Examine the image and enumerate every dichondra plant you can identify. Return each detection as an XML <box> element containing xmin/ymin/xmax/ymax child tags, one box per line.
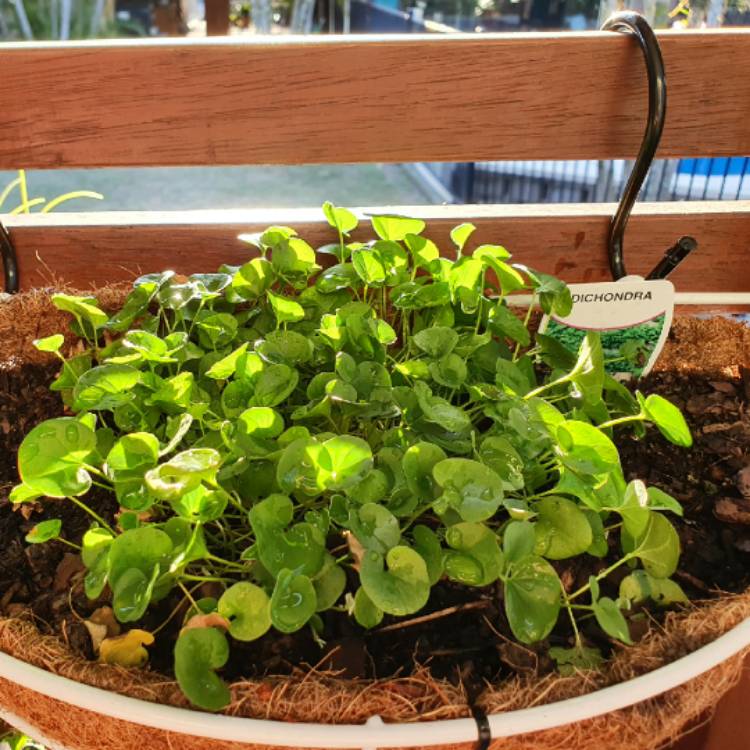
<box><xmin>13</xmin><ymin>203</ymin><xmax>693</xmax><ymax>710</ymax></box>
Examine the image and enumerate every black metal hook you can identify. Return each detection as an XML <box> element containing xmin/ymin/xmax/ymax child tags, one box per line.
<box><xmin>1</xmin><ymin>219</ymin><xmax>19</xmax><ymax>294</ymax></box>
<box><xmin>601</xmin><ymin>11</ymin><xmax>696</xmax><ymax>280</ymax></box>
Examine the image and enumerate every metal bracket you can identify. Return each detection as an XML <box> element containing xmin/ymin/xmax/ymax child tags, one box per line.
<box><xmin>601</xmin><ymin>11</ymin><xmax>697</xmax><ymax>280</ymax></box>
<box><xmin>1</xmin><ymin>219</ymin><xmax>19</xmax><ymax>294</ymax></box>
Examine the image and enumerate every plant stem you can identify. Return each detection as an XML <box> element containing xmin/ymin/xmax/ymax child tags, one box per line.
<box><xmin>564</xmin><ymin>600</ymin><xmax>583</xmax><ymax>648</ymax></box>
<box><xmin>58</xmin><ymin>537</ymin><xmax>82</xmax><ymax>551</ymax></box>
<box><xmin>67</xmin><ymin>495</ymin><xmax>115</xmax><ymax>534</ymax></box>
<box><xmin>177</xmin><ymin>581</ymin><xmax>200</xmax><ymax>611</ymax></box>
<box><xmin>207</xmin><ymin>553</ymin><xmax>248</xmax><ymax>572</ymax></box>
<box><xmin>597</xmin><ymin>413</ymin><xmax>645</xmax><ymax>430</ymax></box>
<box><xmin>182</xmin><ymin>573</ymin><xmax>233</xmax><ymax>584</ymax></box>
<box><xmin>152</xmin><ymin>584</ymin><xmax>202</xmax><ymax>635</ymax></box>
<box><xmin>523</xmin><ymin>373</ymin><xmax>571</xmax><ymax>401</ymax></box>
<box><xmin>513</xmin><ymin>294</ymin><xmax>536</xmax><ymax>361</ymax></box>
<box><xmin>568</xmin><ymin>553</ymin><xmax>634</xmax><ymax>602</ymax></box>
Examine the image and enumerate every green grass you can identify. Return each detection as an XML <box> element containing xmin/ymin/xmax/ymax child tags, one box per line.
<box><xmin>0</xmin><ymin>165</ymin><xmax>432</xmax><ymax>212</ymax></box>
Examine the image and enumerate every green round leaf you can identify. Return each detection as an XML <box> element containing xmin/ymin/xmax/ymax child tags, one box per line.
<box><xmin>174</xmin><ymin>627</ymin><xmax>231</xmax><ymax>711</ymax></box>
<box><xmin>593</xmin><ymin>597</ymin><xmax>632</xmax><ymax>644</ymax></box>
<box><xmin>218</xmin><ymin>582</ymin><xmax>272</xmax><ymax>641</ymax></box>
<box><xmin>352</xmin><ymin>587</ymin><xmax>383</xmax><ymax>629</ymax></box>
<box><xmin>145</xmin><ymin>448</ymin><xmax>221</xmax><ymax>501</ymax></box>
<box><xmin>413</xmin><ymin>326</ymin><xmax>459</xmax><ymax>358</ymax></box>
<box><xmin>352</xmin><ymin>249</ymin><xmax>387</xmax><ymax>286</ymax></box>
<box><xmin>108</xmin><ymin>526</ymin><xmax>174</xmax><ymax>621</ymax></box>
<box><xmin>429</xmin><ymin>353</ymin><xmax>467</xmax><ymax>388</ymax></box>
<box><xmin>313</xmin><ymin>556</ymin><xmax>347</xmax><ymax>611</ymax></box>
<box><xmin>33</xmin><ymin>334</ymin><xmax>64</xmax><ymax>353</ymax></box>
<box><xmin>348</xmin><ymin>502</ymin><xmax>401</xmax><ymax>554</ymax></box>
<box><xmin>569</xmin><ymin>332</ymin><xmax>604</xmax><ymax>407</ymax></box>
<box><xmin>18</xmin><ymin>417</ymin><xmax>96</xmax><ymax>497</ymax></box>
<box><xmin>411</xmin><ymin>525</ymin><xmax>444</xmax><ymax>585</ymax></box>
<box><xmin>195</xmin><ymin>312</ymin><xmax>238</xmax><ymax>349</ymax></box>
<box><xmin>205</xmin><ymin>343</ymin><xmax>249</xmax><ymax>380</ymax></box>
<box><xmin>260</xmin><ymin>331</ymin><xmax>314</xmax><ymax>366</ymax></box>
<box><xmin>107</xmin><ymin>432</ymin><xmax>159</xmax><ymax>473</ymax></box>
<box><xmin>360</xmin><ymin>546</ymin><xmax>430</xmax><ymax>616</ymax></box>
<box><xmin>403</xmin><ymin>442</ymin><xmax>445</xmax><ymax>499</ymax></box>
<box><xmin>345</xmin><ymin>469</ymin><xmax>390</xmax><ymax>505</ymax></box>
<box><xmin>122</xmin><ymin>330</ymin><xmax>175</xmax><ymax>363</ymax></box>
<box><xmin>72</xmin><ymin>364</ymin><xmax>141</xmax><ymax>412</ymax></box>
<box><xmin>232</xmin><ymin>257</ymin><xmax>275</xmax><ymax>301</ymax></box>
<box><xmin>317</xmin><ymin>435</ymin><xmax>374</xmax><ymax>492</ymax></box>
<box><xmin>504</xmin><ymin>556</ymin><xmax>561</xmax><ymax>644</ymax></box>
<box><xmin>444</xmin><ymin>521</ymin><xmax>502</xmax><ymax>586</ymax></box>
<box><xmin>414</xmin><ymin>382</ymin><xmax>471</xmax><ymax>433</ymax></box>
<box><xmin>270</xmin><ymin>569</ymin><xmax>317</xmax><ymax>633</ymax></box>
<box><xmin>51</xmin><ymin>293</ymin><xmax>108</xmax><ymax>334</ymax></box>
<box><xmin>433</xmin><ymin>458</ymin><xmax>504</xmax><ymax>522</ymax></box>
<box><xmin>503</xmin><ymin>521</ymin><xmax>536</xmax><ymax>564</ymax></box>
<box><xmin>533</xmin><ymin>496</ymin><xmax>593</xmax><ymax>560</ymax></box>
<box><xmin>249</xmin><ymin>494</ymin><xmax>326</xmax><ymax>577</ymax></box>
<box><xmin>646</xmin><ymin>486</ymin><xmax>683</xmax><ymax>517</ymax></box>
<box><xmin>323</xmin><ymin>202</ymin><xmax>358</xmax><ymax>234</ymax></box>
<box><xmin>556</xmin><ymin>420</ymin><xmax>620</xmax><ymax>477</ymax></box>
<box><xmin>403</xmin><ymin>234</ymin><xmax>439</xmax><ymax>269</ymax></box>
<box><xmin>112</xmin><ymin>565</ymin><xmax>159</xmax><ymax>623</ymax></box>
<box><xmin>251</xmin><ymin>364</ymin><xmax>299</xmax><ymax>408</ymax></box>
<box><xmin>170</xmin><ymin>485</ymin><xmax>229</xmax><ymax>522</ymax></box>
<box><xmin>450</xmin><ymin>222</ymin><xmax>476</xmax><ymax>253</ymax></box>
<box><xmin>237</xmin><ymin>407</ymin><xmax>284</xmax><ymax>442</ymax></box>
<box><xmin>619</xmin><ymin>570</ymin><xmax>688</xmax><ymax>607</ymax></box>
<box><xmin>25</xmin><ymin>518</ymin><xmax>62</xmax><ymax>544</ymax></box>
<box><xmin>271</xmin><ymin>237</ymin><xmax>317</xmax><ymax>277</ymax></box>
<box><xmin>642</xmin><ymin>394</ymin><xmax>692</xmax><ymax>447</ymax></box>
<box><xmin>478</xmin><ymin>437</ymin><xmax>525</xmax><ymax>491</ymax></box>
<box><xmin>267</xmin><ymin>290</ymin><xmax>305</xmax><ymax>324</ymax></box>
<box><xmin>370</xmin><ymin>214</ymin><xmax>425</xmax><ymax>242</ymax></box>
<box><xmin>633</xmin><ymin>512</ymin><xmax>681</xmax><ymax>579</ymax></box>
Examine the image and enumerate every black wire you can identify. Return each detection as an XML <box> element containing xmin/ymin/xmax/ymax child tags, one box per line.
<box><xmin>0</xmin><ymin>220</ymin><xmax>19</xmax><ymax>294</ymax></box>
<box><xmin>471</xmin><ymin>705</ymin><xmax>492</xmax><ymax>750</ymax></box>
<box><xmin>600</xmin><ymin>12</ymin><xmax>666</xmax><ymax>279</ymax></box>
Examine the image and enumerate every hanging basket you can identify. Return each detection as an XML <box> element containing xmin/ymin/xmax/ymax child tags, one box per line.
<box><xmin>1</xmin><ymin>288</ymin><xmax>749</xmax><ymax>750</ymax></box>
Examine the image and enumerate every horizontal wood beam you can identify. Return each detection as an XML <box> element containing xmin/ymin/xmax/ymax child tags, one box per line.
<box><xmin>4</xmin><ymin>202</ymin><xmax>749</xmax><ymax>294</ymax></box>
<box><xmin>0</xmin><ymin>31</ymin><xmax>749</xmax><ymax>168</ymax></box>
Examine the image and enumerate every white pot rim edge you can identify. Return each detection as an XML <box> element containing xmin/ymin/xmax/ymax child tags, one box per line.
<box><xmin>1</xmin><ymin>616</ymin><xmax>749</xmax><ymax>749</ymax></box>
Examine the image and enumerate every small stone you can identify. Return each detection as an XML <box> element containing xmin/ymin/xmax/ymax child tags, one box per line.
<box><xmin>736</xmin><ymin>466</ymin><xmax>750</xmax><ymax>500</ymax></box>
<box><xmin>714</xmin><ymin>497</ymin><xmax>750</xmax><ymax>525</ymax></box>
<box><xmin>710</xmin><ymin>381</ymin><xmax>737</xmax><ymax>395</ymax></box>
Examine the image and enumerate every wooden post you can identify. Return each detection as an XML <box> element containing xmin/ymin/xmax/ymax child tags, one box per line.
<box><xmin>205</xmin><ymin>0</ymin><xmax>230</xmax><ymax>35</ymax></box>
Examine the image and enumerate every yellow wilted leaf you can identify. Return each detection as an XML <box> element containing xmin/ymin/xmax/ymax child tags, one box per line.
<box><xmin>99</xmin><ymin>629</ymin><xmax>155</xmax><ymax>668</ymax></box>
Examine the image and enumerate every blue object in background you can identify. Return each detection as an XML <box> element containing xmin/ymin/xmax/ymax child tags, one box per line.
<box><xmin>677</xmin><ymin>157</ymin><xmax>750</xmax><ymax>177</ymax></box>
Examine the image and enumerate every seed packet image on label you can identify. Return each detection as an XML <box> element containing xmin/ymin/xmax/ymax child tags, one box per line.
<box><xmin>539</xmin><ymin>278</ymin><xmax>675</xmax><ymax>379</ymax></box>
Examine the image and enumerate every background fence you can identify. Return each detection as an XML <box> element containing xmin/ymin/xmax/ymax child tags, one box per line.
<box><xmin>424</xmin><ymin>157</ymin><xmax>750</xmax><ymax>204</ymax></box>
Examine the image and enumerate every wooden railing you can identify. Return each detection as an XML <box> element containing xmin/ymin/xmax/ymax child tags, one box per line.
<box><xmin>1</xmin><ymin>30</ymin><xmax>749</xmax><ymax>295</ymax></box>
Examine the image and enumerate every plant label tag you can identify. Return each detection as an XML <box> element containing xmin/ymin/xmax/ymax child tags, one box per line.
<box><xmin>538</xmin><ymin>277</ymin><xmax>674</xmax><ymax>379</ymax></box>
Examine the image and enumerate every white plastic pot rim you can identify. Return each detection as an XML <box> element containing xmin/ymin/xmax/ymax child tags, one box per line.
<box><xmin>1</xmin><ymin>617</ymin><xmax>749</xmax><ymax>749</ymax></box>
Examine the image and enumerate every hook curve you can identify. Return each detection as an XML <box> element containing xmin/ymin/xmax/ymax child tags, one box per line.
<box><xmin>601</xmin><ymin>11</ymin><xmax>667</xmax><ymax>280</ymax></box>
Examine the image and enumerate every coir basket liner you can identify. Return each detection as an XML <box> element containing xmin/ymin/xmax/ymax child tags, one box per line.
<box><xmin>1</xmin><ymin>289</ymin><xmax>749</xmax><ymax>750</ymax></box>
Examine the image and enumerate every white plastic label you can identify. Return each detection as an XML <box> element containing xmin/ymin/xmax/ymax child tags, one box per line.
<box><xmin>538</xmin><ymin>277</ymin><xmax>674</xmax><ymax>379</ymax></box>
